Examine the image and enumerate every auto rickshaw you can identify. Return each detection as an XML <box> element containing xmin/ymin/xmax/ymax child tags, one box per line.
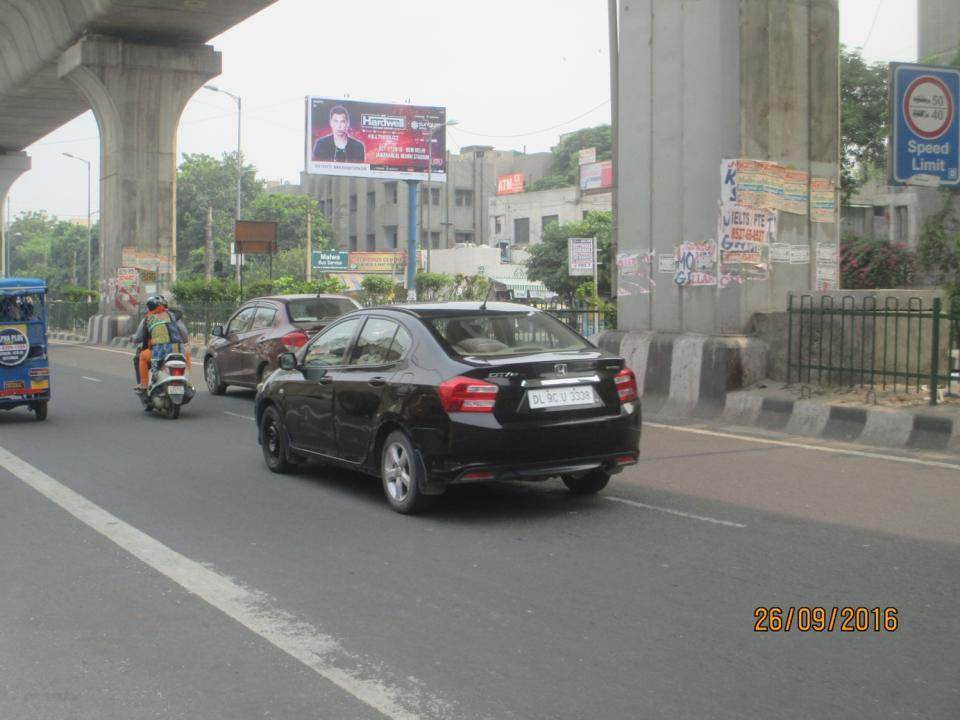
<box><xmin>0</xmin><ymin>278</ymin><xmax>50</xmax><ymax>421</ymax></box>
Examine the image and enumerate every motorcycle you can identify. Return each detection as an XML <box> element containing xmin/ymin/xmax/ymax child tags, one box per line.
<box><xmin>137</xmin><ymin>352</ymin><xmax>195</xmax><ymax>419</ymax></box>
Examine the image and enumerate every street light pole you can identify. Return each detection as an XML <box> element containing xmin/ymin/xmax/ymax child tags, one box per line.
<box><xmin>204</xmin><ymin>85</ymin><xmax>243</xmax><ymax>287</ymax></box>
<box><xmin>63</xmin><ymin>153</ymin><xmax>92</xmax><ymax>289</ymax></box>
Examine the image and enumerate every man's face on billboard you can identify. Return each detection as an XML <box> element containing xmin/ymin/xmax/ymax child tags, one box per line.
<box><xmin>330</xmin><ymin>112</ymin><xmax>348</xmax><ymax>138</ymax></box>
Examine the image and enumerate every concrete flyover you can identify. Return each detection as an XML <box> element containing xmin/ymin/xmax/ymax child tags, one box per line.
<box><xmin>0</xmin><ymin>0</ymin><xmax>278</xmax><ymax>322</ymax></box>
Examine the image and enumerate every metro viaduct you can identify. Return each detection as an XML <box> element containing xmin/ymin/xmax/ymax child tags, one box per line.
<box><xmin>0</xmin><ymin>0</ymin><xmax>278</xmax><ymax>312</ymax></box>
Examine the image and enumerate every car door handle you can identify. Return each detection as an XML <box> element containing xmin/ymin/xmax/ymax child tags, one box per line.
<box><xmin>368</xmin><ymin>376</ymin><xmax>387</xmax><ymax>387</ymax></box>
<box><xmin>318</xmin><ymin>376</ymin><xmax>333</xmax><ymax>385</ymax></box>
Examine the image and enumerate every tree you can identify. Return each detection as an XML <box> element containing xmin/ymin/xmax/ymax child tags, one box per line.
<box><xmin>240</xmin><ymin>193</ymin><xmax>333</xmax><ymax>285</ymax></box>
<box><xmin>7</xmin><ymin>211</ymin><xmax>100</xmax><ymax>296</ymax></box>
<box><xmin>840</xmin><ymin>46</ymin><xmax>888</xmax><ymax>204</ymax></box>
<box><xmin>176</xmin><ymin>152</ymin><xmax>263</xmax><ymax>279</ymax></box>
<box><xmin>525</xmin><ymin>211</ymin><xmax>612</xmax><ymax>300</ymax></box>
<box><xmin>529</xmin><ymin>125</ymin><xmax>612</xmax><ymax>191</ymax></box>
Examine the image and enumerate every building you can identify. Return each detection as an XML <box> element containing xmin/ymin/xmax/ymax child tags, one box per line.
<box><xmin>488</xmin><ymin>186</ymin><xmax>611</xmax><ymax>254</ymax></box>
<box><xmin>300</xmin><ymin>147</ymin><xmax>553</xmax><ymax>255</ymax></box>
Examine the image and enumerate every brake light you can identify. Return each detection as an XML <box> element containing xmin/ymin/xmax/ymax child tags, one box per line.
<box><xmin>169</xmin><ymin>367</ymin><xmax>185</xmax><ymax>377</ymax></box>
<box><xmin>437</xmin><ymin>376</ymin><xmax>499</xmax><ymax>413</ymax></box>
<box><xmin>463</xmin><ymin>470</ymin><xmax>495</xmax><ymax>481</ymax></box>
<box><xmin>614</xmin><ymin>368</ymin><xmax>638</xmax><ymax>403</ymax></box>
<box><xmin>281</xmin><ymin>330</ymin><xmax>308</xmax><ymax>351</ymax></box>
<box><xmin>616</xmin><ymin>455</ymin><xmax>637</xmax><ymax>466</ymax></box>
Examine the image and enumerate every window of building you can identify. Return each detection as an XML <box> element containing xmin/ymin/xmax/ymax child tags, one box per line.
<box><xmin>495</xmin><ymin>216</ymin><xmax>503</xmax><ymax>235</ymax></box>
<box><xmin>385</xmin><ymin>182</ymin><xmax>398</xmax><ymax>204</ymax></box>
<box><xmin>367</xmin><ymin>191</ymin><xmax>376</xmax><ymax>207</ymax></box>
<box><xmin>349</xmin><ymin>194</ymin><xmax>358</xmax><ymax>212</ymax></box>
<box><xmin>385</xmin><ymin>225</ymin><xmax>399</xmax><ymax>249</ymax></box>
<box><xmin>455</xmin><ymin>232</ymin><xmax>475</xmax><ymax>245</ymax></box>
<box><xmin>513</xmin><ymin>217</ymin><xmax>530</xmax><ymax>245</ymax></box>
<box><xmin>430</xmin><ymin>187</ymin><xmax>440</xmax><ymax>206</ymax></box>
<box><xmin>430</xmin><ymin>232</ymin><xmax>441</xmax><ymax>249</ymax></box>
<box><xmin>541</xmin><ymin>215</ymin><xmax>559</xmax><ymax>233</ymax></box>
<box><xmin>349</xmin><ymin>235</ymin><xmax>358</xmax><ymax>252</ymax></box>
<box><xmin>873</xmin><ymin>205</ymin><xmax>885</xmax><ymax>217</ymax></box>
<box><xmin>455</xmin><ymin>189</ymin><xmax>474</xmax><ymax>207</ymax></box>
<box><xmin>366</xmin><ymin>233</ymin><xmax>376</xmax><ymax>251</ymax></box>
<box><xmin>325</xmin><ymin>199</ymin><xmax>333</xmax><ymax>218</ymax></box>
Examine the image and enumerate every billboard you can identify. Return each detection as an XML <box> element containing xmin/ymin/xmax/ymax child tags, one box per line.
<box><xmin>497</xmin><ymin>173</ymin><xmax>524</xmax><ymax>195</ymax></box>
<box><xmin>580</xmin><ymin>160</ymin><xmax>613</xmax><ymax>192</ymax></box>
<box><xmin>306</xmin><ymin>97</ymin><xmax>447</xmax><ymax>181</ymax></box>
<box><xmin>568</xmin><ymin>237</ymin><xmax>595</xmax><ymax>277</ymax></box>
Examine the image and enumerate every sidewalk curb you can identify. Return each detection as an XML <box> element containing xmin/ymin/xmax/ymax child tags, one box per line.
<box><xmin>695</xmin><ymin>392</ymin><xmax>958</xmax><ymax>454</ymax></box>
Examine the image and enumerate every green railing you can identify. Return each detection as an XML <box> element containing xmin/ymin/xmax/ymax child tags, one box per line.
<box><xmin>146</xmin><ymin>302</ymin><xmax>239</xmax><ymax>346</ymax></box>
<box><xmin>47</xmin><ymin>301</ymin><xmax>98</xmax><ymax>335</ymax></box>
<box><xmin>521</xmin><ymin>299</ymin><xmax>614</xmax><ymax>337</ymax></box>
<box><xmin>787</xmin><ymin>294</ymin><xmax>955</xmax><ymax>406</ymax></box>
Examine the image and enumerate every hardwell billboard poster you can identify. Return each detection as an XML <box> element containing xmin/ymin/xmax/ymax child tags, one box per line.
<box><xmin>306</xmin><ymin>97</ymin><xmax>447</xmax><ymax>181</ymax></box>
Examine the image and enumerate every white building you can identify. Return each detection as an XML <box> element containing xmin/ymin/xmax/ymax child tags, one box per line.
<box><xmin>488</xmin><ymin>186</ymin><xmax>612</xmax><ymax>254</ymax></box>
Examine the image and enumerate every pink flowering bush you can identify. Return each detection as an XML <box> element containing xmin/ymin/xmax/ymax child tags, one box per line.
<box><xmin>840</xmin><ymin>234</ymin><xmax>915</xmax><ymax>289</ymax></box>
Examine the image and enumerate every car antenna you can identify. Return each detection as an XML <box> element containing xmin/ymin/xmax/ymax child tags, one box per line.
<box><xmin>479</xmin><ymin>280</ymin><xmax>494</xmax><ymax>312</ymax></box>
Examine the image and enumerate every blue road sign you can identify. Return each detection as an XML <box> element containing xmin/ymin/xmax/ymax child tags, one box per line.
<box><xmin>890</xmin><ymin>62</ymin><xmax>960</xmax><ymax>187</ymax></box>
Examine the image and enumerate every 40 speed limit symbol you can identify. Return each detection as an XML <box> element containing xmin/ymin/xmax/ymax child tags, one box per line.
<box><xmin>904</xmin><ymin>75</ymin><xmax>953</xmax><ymax>140</ymax></box>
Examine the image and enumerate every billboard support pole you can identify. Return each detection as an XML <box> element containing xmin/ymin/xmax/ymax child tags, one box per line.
<box><xmin>406</xmin><ymin>180</ymin><xmax>419</xmax><ymax>301</ymax></box>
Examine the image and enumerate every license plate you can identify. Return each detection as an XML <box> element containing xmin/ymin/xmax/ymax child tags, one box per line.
<box><xmin>527</xmin><ymin>385</ymin><xmax>596</xmax><ymax>410</ymax></box>
<box><xmin>167</xmin><ymin>385</ymin><xmax>185</xmax><ymax>395</ymax></box>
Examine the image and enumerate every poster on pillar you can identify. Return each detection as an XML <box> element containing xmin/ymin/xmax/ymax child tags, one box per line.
<box><xmin>717</xmin><ymin>204</ymin><xmax>776</xmax><ymax>264</ymax></box>
<box><xmin>115</xmin><ymin>268</ymin><xmax>139</xmax><ymax>313</ymax></box>
<box><xmin>721</xmin><ymin>159</ymin><xmax>809</xmax><ymax>215</ymax></box>
<box><xmin>674</xmin><ymin>242</ymin><xmax>718</xmax><ymax>287</ymax></box>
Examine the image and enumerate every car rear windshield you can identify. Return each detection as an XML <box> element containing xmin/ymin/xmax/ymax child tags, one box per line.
<box><xmin>286</xmin><ymin>298</ymin><xmax>357</xmax><ymax>323</ymax></box>
<box><xmin>426</xmin><ymin>311</ymin><xmax>591</xmax><ymax>357</ymax></box>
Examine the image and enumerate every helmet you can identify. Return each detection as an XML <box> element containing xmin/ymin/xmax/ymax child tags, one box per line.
<box><xmin>156</xmin><ymin>294</ymin><xmax>168</xmax><ymax>307</ymax></box>
<box><xmin>146</xmin><ymin>296</ymin><xmax>161</xmax><ymax>311</ymax></box>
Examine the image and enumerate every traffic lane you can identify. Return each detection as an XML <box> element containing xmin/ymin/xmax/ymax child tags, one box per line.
<box><xmin>621</xmin><ymin>424</ymin><xmax>960</xmax><ymax>545</ymax></box>
<box><xmin>6</xmin><ymin>348</ymin><xmax>960</xmax><ymax>718</ymax></box>
<box><xmin>0</xmin><ymin>466</ymin><xmax>383</xmax><ymax>720</ymax></box>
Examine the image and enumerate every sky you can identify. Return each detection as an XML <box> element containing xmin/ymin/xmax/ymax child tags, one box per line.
<box><xmin>5</xmin><ymin>0</ymin><xmax>919</xmax><ymax>223</ymax></box>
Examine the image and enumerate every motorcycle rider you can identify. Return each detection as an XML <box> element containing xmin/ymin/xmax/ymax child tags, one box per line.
<box><xmin>132</xmin><ymin>296</ymin><xmax>184</xmax><ymax>392</ymax></box>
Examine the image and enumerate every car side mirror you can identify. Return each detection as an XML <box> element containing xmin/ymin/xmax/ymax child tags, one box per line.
<box><xmin>279</xmin><ymin>352</ymin><xmax>298</xmax><ymax>371</ymax></box>
<box><xmin>304</xmin><ymin>366</ymin><xmax>328</xmax><ymax>382</ymax></box>
<box><xmin>211</xmin><ymin>325</ymin><xmax>224</xmax><ymax>338</ymax></box>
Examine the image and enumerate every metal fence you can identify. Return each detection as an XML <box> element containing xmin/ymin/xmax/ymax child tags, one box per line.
<box><xmin>47</xmin><ymin>301</ymin><xmax>98</xmax><ymax>335</ymax></box>
<box><xmin>520</xmin><ymin>299</ymin><xmax>614</xmax><ymax>337</ymax></box>
<box><xmin>787</xmin><ymin>294</ymin><xmax>957</xmax><ymax>405</ymax></box>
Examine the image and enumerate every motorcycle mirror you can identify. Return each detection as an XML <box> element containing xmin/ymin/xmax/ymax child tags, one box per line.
<box><xmin>279</xmin><ymin>352</ymin><xmax>298</xmax><ymax>371</ymax></box>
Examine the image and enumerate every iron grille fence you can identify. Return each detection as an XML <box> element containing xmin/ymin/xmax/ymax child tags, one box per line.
<box><xmin>786</xmin><ymin>294</ymin><xmax>956</xmax><ymax>405</ymax></box>
<box><xmin>47</xmin><ymin>301</ymin><xmax>98</xmax><ymax>335</ymax></box>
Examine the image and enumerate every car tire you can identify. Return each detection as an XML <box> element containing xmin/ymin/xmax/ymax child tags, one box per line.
<box><xmin>260</xmin><ymin>406</ymin><xmax>297</xmax><ymax>473</ymax></box>
<box><xmin>32</xmin><ymin>401</ymin><xmax>48</xmax><ymax>421</ymax></box>
<box><xmin>561</xmin><ymin>469</ymin><xmax>610</xmax><ymax>495</ymax></box>
<box><xmin>205</xmin><ymin>357</ymin><xmax>226</xmax><ymax>395</ymax></box>
<box><xmin>381</xmin><ymin>430</ymin><xmax>430</xmax><ymax>515</ymax></box>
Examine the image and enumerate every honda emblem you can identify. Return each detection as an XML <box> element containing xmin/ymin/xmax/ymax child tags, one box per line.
<box><xmin>555</xmin><ymin>363</ymin><xmax>567</xmax><ymax>376</ymax></box>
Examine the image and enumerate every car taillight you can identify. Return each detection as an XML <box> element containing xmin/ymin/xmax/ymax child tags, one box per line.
<box><xmin>437</xmin><ymin>376</ymin><xmax>499</xmax><ymax>413</ymax></box>
<box><xmin>614</xmin><ymin>368</ymin><xmax>638</xmax><ymax>404</ymax></box>
<box><xmin>169</xmin><ymin>367</ymin><xmax>185</xmax><ymax>377</ymax></box>
<box><xmin>281</xmin><ymin>330</ymin><xmax>308</xmax><ymax>351</ymax></box>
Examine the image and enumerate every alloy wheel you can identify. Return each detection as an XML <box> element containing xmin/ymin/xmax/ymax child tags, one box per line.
<box><xmin>383</xmin><ymin>442</ymin><xmax>412</xmax><ymax>503</ymax></box>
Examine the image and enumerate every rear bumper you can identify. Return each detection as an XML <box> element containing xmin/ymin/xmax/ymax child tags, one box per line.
<box><xmin>413</xmin><ymin>403</ymin><xmax>641</xmax><ymax>484</ymax></box>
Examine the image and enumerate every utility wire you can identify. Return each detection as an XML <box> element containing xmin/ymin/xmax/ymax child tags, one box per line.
<box><xmin>861</xmin><ymin>0</ymin><xmax>884</xmax><ymax>51</ymax></box>
<box><xmin>453</xmin><ymin>99</ymin><xmax>611</xmax><ymax>139</ymax></box>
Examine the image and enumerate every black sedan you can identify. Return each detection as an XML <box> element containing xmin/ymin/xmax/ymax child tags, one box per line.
<box><xmin>254</xmin><ymin>302</ymin><xmax>641</xmax><ymax>513</ymax></box>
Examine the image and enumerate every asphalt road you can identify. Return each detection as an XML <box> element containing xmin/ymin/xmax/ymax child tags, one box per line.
<box><xmin>1</xmin><ymin>342</ymin><xmax>958</xmax><ymax>720</ymax></box>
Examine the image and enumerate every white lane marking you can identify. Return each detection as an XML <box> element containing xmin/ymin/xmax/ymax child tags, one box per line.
<box><xmin>645</xmin><ymin>422</ymin><xmax>960</xmax><ymax>471</ymax></box>
<box><xmin>50</xmin><ymin>341</ymin><xmax>204</xmax><ymax>367</ymax></box>
<box><xmin>225</xmin><ymin>411</ymin><xmax>255</xmax><ymax>421</ymax></box>
<box><xmin>606</xmin><ymin>495</ymin><xmax>747</xmax><ymax>528</ymax></box>
<box><xmin>0</xmin><ymin>445</ymin><xmax>455</xmax><ymax>720</ymax></box>
<box><xmin>80</xmin><ymin>376</ymin><xmax>102</xmax><ymax>383</ymax></box>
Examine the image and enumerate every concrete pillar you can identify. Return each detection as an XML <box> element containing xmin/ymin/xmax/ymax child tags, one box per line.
<box><xmin>617</xmin><ymin>0</ymin><xmax>839</xmax><ymax>335</ymax></box>
<box><xmin>0</xmin><ymin>152</ymin><xmax>30</xmax><ymax>277</ymax></box>
<box><xmin>919</xmin><ymin>0</ymin><xmax>960</xmax><ymax>65</ymax></box>
<box><xmin>57</xmin><ymin>36</ymin><xmax>221</xmax><ymax>310</ymax></box>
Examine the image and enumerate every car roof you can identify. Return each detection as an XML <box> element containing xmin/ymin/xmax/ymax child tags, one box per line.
<box><xmin>364</xmin><ymin>301</ymin><xmax>546</xmax><ymax>319</ymax></box>
<box><xmin>250</xmin><ymin>294</ymin><xmax>357</xmax><ymax>303</ymax></box>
